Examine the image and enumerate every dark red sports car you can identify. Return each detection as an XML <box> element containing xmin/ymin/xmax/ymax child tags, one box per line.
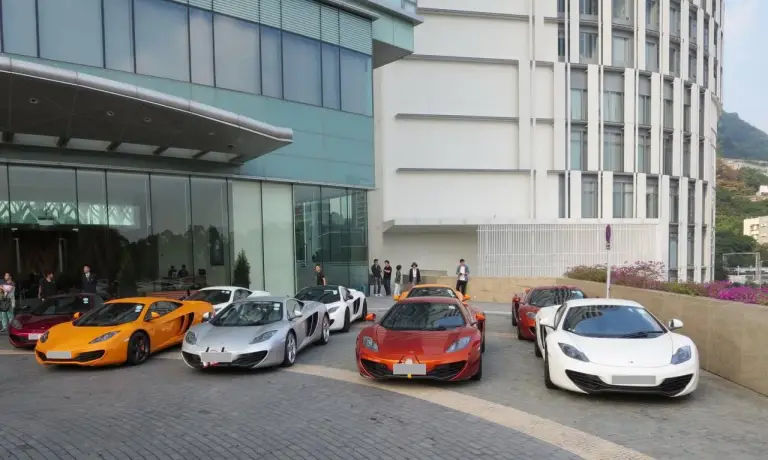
<box><xmin>512</xmin><ymin>286</ymin><xmax>586</xmax><ymax>340</ymax></box>
<box><xmin>8</xmin><ymin>293</ymin><xmax>106</xmax><ymax>348</ymax></box>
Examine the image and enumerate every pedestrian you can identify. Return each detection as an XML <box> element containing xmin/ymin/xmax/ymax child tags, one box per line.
<box><xmin>81</xmin><ymin>264</ymin><xmax>97</xmax><ymax>294</ymax></box>
<box><xmin>408</xmin><ymin>262</ymin><xmax>421</xmax><ymax>289</ymax></box>
<box><xmin>0</xmin><ymin>273</ymin><xmax>15</xmax><ymax>332</ymax></box>
<box><xmin>371</xmin><ymin>259</ymin><xmax>382</xmax><ymax>296</ymax></box>
<box><xmin>315</xmin><ymin>264</ymin><xmax>326</xmax><ymax>286</ymax></box>
<box><xmin>393</xmin><ymin>265</ymin><xmax>403</xmax><ymax>296</ymax></box>
<box><xmin>455</xmin><ymin>258</ymin><xmax>470</xmax><ymax>295</ymax></box>
<box><xmin>39</xmin><ymin>270</ymin><xmax>57</xmax><ymax>301</ymax></box>
<box><xmin>177</xmin><ymin>264</ymin><xmax>189</xmax><ymax>278</ymax></box>
<box><xmin>382</xmin><ymin>260</ymin><xmax>393</xmax><ymax>296</ymax></box>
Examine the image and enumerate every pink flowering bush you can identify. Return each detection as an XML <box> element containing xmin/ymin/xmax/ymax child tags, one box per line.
<box><xmin>564</xmin><ymin>261</ymin><xmax>768</xmax><ymax>305</ymax></box>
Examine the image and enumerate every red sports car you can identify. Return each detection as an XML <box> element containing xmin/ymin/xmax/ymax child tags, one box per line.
<box><xmin>8</xmin><ymin>293</ymin><xmax>106</xmax><ymax>348</ymax></box>
<box><xmin>356</xmin><ymin>296</ymin><xmax>485</xmax><ymax>382</ymax></box>
<box><xmin>512</xmin><ymin>286</ymin><xmax>586</xmax><ymax>340</ymax></box>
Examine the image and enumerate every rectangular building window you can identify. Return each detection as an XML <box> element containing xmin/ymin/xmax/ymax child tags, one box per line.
<box><xmin>612</xmin><ymin>0</ymin><xmax>632</xmax><ymax>22</ymax></box>
<box><xmin>645</xmin><ymin>39</ymin><xmax>659</xmax><ymax>72</ymax></box>
<box><xmin>604</xmin><ymin>131</ymin><xmax>624</xmax><ymax>171</ymax></box>
<box><xmin>214</xmin><ymin>14</ymin><xmax>261</xmax><ymax>94</ymax></box>
<box><xmin>190</xmin><ymin>9</ymin><xmax>215</xmax><ymax>86</ymax></box>
<box><xmin>638</xmin><ymin>77</ymin><xmax>651</xmax><ymax>124</ymax></box>
<box><xmin>613</xmin><ymin>176</ymin><xmax>634</xmax><ymax>218</ymax></box>
<box><xmin>669</xmin><ymin>179</ymin><xmax>679</xmax><ymax>223</ymax></box>
<box><xmin>38</xmin><ymin>0</ymin><xmax>104</xmax><ymax>67</ymax></box>
<box><xmin>702</xmin><ymin>184</ymin><xmax>708</xmax><ymax>223</ymax></box>
<box><xmin>689</xmin><ymin>10</ymin><xmax>697</xmax><ymax>43</ymax></box>
<box><xmin>704</xmin><ymin>17</ymin><xmax>709</xmax><ymax>50</ymax></box>
<box><xmin>321</xmin><ymin>44</ymin><xmax>341</xmax><ymax>110</ymax></box>
<box><xmin>558</xmin><ymin>0</ymin><xmax>567</xmax><ymax>14</ymax></box>
<box><xmin>663</xmin><ymin>134</ymin><xmax>673</xmax><ymax>175</ymax></box>
<box><xmin>571</xmin><ymin>89</ymin><xmax>588</xmax><ymax>121</ymax></box>
<box><xmin>699</xmin><ymin>139</ymin><xmax>706</xmax><ymax>178</ymax></box>
<box><xmin>603</xmin><ymin>73</ymin><xmax>624</xmax><ymax>123</ymax></box>
<box><xmin>689</xmin><ymin>50</ymin><xmax>698</xmax><ymax>81</ymax></box>
<box><xmin>1</xmin><ymin>0</ymin><xmax>38</xmax><ymax>57</ymax></box>
<box><xmin>683</xmin><ymin>86</ymin><xmax>691</xmax><ymax>131</ymax></box>
<box><xmin>579</xmin><ymin>31</ymin><xmax>599</xmax><ymax>61</ymax></box>
<box><xmin>670</xmin><ymin>1</ymin><xmax>681</xmax><ymax>36</ymax></box>
<box><xmin>646</xmin><ymin>0</ymin><xmax>660</xmax><ymax>29</ymax></box>
<box><xmin>582</xmin><ymin>175</ymin><xmax>599</xmax><ymax>218</ymax></box>
<box><xmin>683</xmin><ymin>139</ymin><xmax>691</xmax><ymax>176</ymax></box>
<box><xmin>687</xmin><ymin>181</ymin><xmax>696</xmax><ymax>222</ymax></box>
<box><xmin>558</xmin><ymin>174</ymin><xmax>567</xmax><ymax>218</ymax></box>
<box><xmin>558</xmin><ymin>25</ymin><xmax>566</xmax><ymax>59</ymax></box>
<box><xmin>646</xmin><ymin>176</ymin><xmax>659</xmax><ymax>218</ymax></box>
<box><xmin>637</xmin><ymin>130</ymin><xmax>651</xmax><ymax>173</ymax></box>
<box><xmin>703</xmin><ymin>58</ymin><xmax>709</xmax><ymax>88</ymax></box>
<box><xmin>103</xmin><ymin>0</ymin><xmax>134</xmax><ymax>72</ymax></box>
<box><xmin>612</xmin><ymin>35</ymin><xmax>632</xmax><ymax>67</ymax></box>
<box><xmin>283</xmin><ymin>32</ymin><xmax>322</xmax><ymax>106</ymax></box>
<box><xmin>571</xmin><ymin>128</ymin><xmax>588</xmax><ymax>169</ymax></box>
<box><xmin>669</xmin><ymin>226</ymin><xmax>679</xmax><ymax>279</ymax></box>
<box><xmin>580</xmin><ymin>0</ymin><xmax>599</xmax><ymax>15</ymax></box>
<box><xmin>340</xmin><ymin>48</ymin><xmax>373</xmax><ymax>116</ymax></box>
<box><xmin>261</xmin><ymin>26</ymin><xmax>283</xmax><ymax>98</ymax></box>
<box><xmin>687</xmin><ymin>227</ymin><xmax>695</xmax><ymax>266</ymax></box>
<box><xmin>663</xmin><ymin>81</ymin><xmax>674</xmax><ymax>129</ymax></box>
<box><xmin>669</xmin><ymin>43</ymin><xmax>681</xmax><ymax>75</ymax></box>
<box><xmin>134</xmin><ymin>0</ymin><xmax>190</xmax><ymax>82</ymax></box>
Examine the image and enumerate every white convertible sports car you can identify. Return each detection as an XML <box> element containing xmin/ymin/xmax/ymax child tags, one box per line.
<box><xmin>185</xmin><ymin>286</ymin><xmax>271</xmax><ymax>314</ymax></box>
<box><xmin>535</xmin><ymin>298</ymin><xmax>699</xmax><ymax>398</ymax></box>
<box><xmin>294</xmin><ymin>285</ymin><xmax>367</xmax><ymax>332</ymax></box>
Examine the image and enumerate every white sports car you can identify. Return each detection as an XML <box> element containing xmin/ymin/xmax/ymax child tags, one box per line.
<box><xmin>535</xmin><ymin>298</ymin><xmax>699</xmax><ymax>398</ymax></box>
<box><xmin>185</xmin><ymin>286</ymin><xmax>271</xmax><ymax>314</ymax></box>
<box><xmin>294</xmin><ymin>285</ymin><xmax>367</xmax><ymax>332</ymax></box>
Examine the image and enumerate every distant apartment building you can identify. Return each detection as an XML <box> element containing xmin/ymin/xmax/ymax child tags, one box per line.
<box><xmin>744</xmin><ymin>217</ymin><xmax>768</xmax><ymax>244</ymax></box>
<box><xmin>751</xmin><ymin>186</ymin><xmax>768</xmax><ymax>202</ymax></box>
<box><xmin>722</xmin><ymin>158</ymin><xmax>768</xmax><ymax>174</ymax></box>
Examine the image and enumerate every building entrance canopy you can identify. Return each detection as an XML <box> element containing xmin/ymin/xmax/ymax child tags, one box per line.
<box><xmin>0</xmin><ymin>57</ymin><xmax>293</xmax><ymax>164</ymax></box>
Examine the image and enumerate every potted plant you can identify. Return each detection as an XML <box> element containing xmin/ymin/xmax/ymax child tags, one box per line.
<box><xmin>233</xmin><ymin>250</ymin><xmax>251</xmax><ymax>288</ymax></box>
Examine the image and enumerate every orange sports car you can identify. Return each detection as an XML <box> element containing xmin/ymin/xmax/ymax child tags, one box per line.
<box><xmin>35</xmin><ymin>297</ymin><xmax>214</xmax><ymax>367</ymax></box>
<box><xmin>394</xmin><ymin>284</ymin><xmax>485</xmax><ymax>352</ymax></box>
<box><xmin>357</xmin><ymin>296</ymin><xmax>484</xmax><ymax>381</ymax></box>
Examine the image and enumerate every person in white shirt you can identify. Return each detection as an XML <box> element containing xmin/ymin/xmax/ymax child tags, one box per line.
<box><xmin>455</xmin><ymin>258</ymin><xmax>469</xmax><ymax>295</ymax></box>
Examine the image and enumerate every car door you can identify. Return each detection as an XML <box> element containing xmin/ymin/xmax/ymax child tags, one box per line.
<box><xmin>143</xmin><ymin>301</ymin><xmax>183</xmax><ymax>350</ymax></box>
<box><xmin>286</xmin><ymin>299</ymin><xmax>310</xmax><ymax>348</ymax></box>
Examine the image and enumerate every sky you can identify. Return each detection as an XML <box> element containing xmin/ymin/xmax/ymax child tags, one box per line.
<box><xmin>723</xmin><ymin>0</ymin><xmax>766</xmax><ymax>131</ymax></box>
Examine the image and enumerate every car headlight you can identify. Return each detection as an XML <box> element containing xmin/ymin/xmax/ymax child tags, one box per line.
<box><xmin>671</xmin><ymin>345</ymin><xmax>692</xmax><ymax>365</ymax></box>
<box><xmin>185</xmin><ymin>331</ymin><xmax>197</xmax><ymax>345</ymax></box>
<box><xmin>526</xmin><ymin>312</ymin><xmax>536</xmax><ymax>319</ymax></box>
<box><xmin>446</xmin><ymin>336</ymin><xmax>471</xmax><ymax>353</ymax></box>
<box><xmin>362</xmin><ymin>336</ymin><xmax>379</xmax><ymax>352</ymax></box>
<box><xmin>89</xmin><ymin>331</ymin><xmax>120</xmax><ymax>344</ymax></box>
<box><xmin>250</xmin><ymin>330</ymin><xmax>277</xmax><ymax>344</ymax></box>
<box><xmin>558</xmin><ymin>343</ymin><xmax>589</xmax><ymax>362</ymax></box>
<box><xmin>10</xmin><ymin>319</ymin><xmax>22</xmax><ymax>329</ymax></box>
<box><xmin>328</xmin><ymin>306</ymin><xmax>340</xmax><ymax>314</ymax></box>
<box><xmin>39</xmin><ymin>331</ymin><xmax>49</xmax><ymax>343</ymax></box>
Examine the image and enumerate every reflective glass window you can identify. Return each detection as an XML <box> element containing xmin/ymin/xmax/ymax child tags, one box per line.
<box><xmin>293</xmin><ymin>185</ymin><xmax>322</xmax><ymax>289</ymax></box>
<box><xmin>321</xmin><ymin>187</ymin><xmax>351</xmax><ymax>286</ymax></box>
<box><xmin>8</xmin><ymin>166</ymin><xmax>77</xmax><ymax>225</ymax></box>
<box><xmin>229</xmin><ymin>180</ymin><xmax>265</xmax><ymax>290</ymax></box>
<box><xmin>190</xmin><ymin>8</ymin><xmax>214</xmax><ymax>86</ymax></box>
<box><xmin>103</xmin><ymin>0</ymin><xmax>135</xmax><ymax>72</ymax></box>
<box><xmin>340</xmin><ymin>48</ymin><xmax>372</xmax><ymax>115</ymax></box>
<box><xmin>190</xmin><ymin>178</ymin><xmax>230</xmax><ymax>286</ymax></box>
<box><xmin>76</xmin><ymin>170</ymin><xmax>109</xmax><ymax>290</ymax></box>
<box><xmin>282</xmin><ymin>32</ymin><xmax>322</xmax><ymax>106</ymax></box>
<box><xmin>134</xmin><ymin>0</ymin><xmax>190</xmax><ymax>82</ymax></box>
<box><xmin>151</xmin><ymin>175</ymin><xmax>192</xmax><ymax>288</ymax></box>
<box><xmin>38</xmin><ymin>0</ymin><xmax>104</xmax><ymax>67</ymax></box>
<box><xmin>2</xmin><ymin>0</ymin><xmax>38</xmax><ymax>57</ymax></box>
<box><xmin>262</xmin><ymin>183</ymin><xmax>295</xmax><ymax>296</ymax></box>
<box><xmin>261</xmin><ymin>26</ymin><xmax>283</xmax><ymax>98</ymax></box>
<box><xmin>321</xmin><ymin>44</ymin><xmax>341</xmax><ymax>110</ymax></box>
<box><xmin>214</xmin><ymin>15</ymin><xmax>261</xmax><ymax>94</ymax></box>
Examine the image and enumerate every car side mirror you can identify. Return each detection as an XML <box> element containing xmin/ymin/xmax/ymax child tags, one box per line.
<box><xmin>513</xmin><ymin>295</ymin><xmax>521</xmax><ymax>305</ymax></box>
<box><xmin>293</xmin><ymin>308</ymin><xmax>303</xmax><ymax>318</ymax></box>
<box><xmin>668</xmin><ymin>318</ymin><xmax>684</xmax><ymax>330</ymax></box>
<box><xmin>201</xmin><ymin>312</ymin><xmax>211</xmax><ymax>322</ymax></box>
<box><xmin>149</xmin><ymin>311</ymin><xmax>160</xmax><ymax>320</ymax></box>
<box><xmin>393</xmin><ymin>294</ymin><xmax>400</xmax><ymax>301</ymax></box>
<box><xmin>463</xmin><ymin>295</ymin><xmax>472</xmax><ymax>301</ymax></box>
<box><xmin>365</xmin><ymin>313</ymin><xmax>376</xmax><ymax>321</ymax></box>
<box><xmin>475</xmin><ymin>312</ymin><xmax>485</xmax><ymax>322</ymax></box>
<box><xmin>540</xmin><ymin>316</ymin><xmax>555</xmax><ymax>330</ymax></box>
<box><xmin>73</xmin><ymin>312</ymin><xmax>81</xmax><ymax>319</ymax></box>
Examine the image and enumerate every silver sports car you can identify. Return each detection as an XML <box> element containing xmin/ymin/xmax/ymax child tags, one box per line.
<box><xmin>181</xmin><ymin>296</ymin><xmax>330</xmax><ymax>370</ymax></box>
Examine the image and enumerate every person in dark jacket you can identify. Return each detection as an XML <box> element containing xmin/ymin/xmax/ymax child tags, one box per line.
<box><xmin>81</xmin><ymin>264</ymin><xmax>97</xmax><ymax>294</ymax></box>
<box><xmin>408</xmin><ymin>262</ymin><xmax>421</xmax><ymax>288</ymax></box>
<box><xmin>371</xmin><ymin>259</ymin><xmax>382</xmax><ymax>296</ymax></box>
<box><xmin>382</xmin><ymin>260</ymin><xmax>393</xmax><ymax>296</ymax></box>
<box><xmin>39</xmin><ymin>271</ymin><xmax>57</xmax><ymax>301</ymax></box>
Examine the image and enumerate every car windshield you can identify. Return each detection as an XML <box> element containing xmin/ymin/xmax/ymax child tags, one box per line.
<box><xmin>379</xmin><ymin>302</ymin><xmax>466</xmax><ymax>331</ymax></box>
<box><xmin>211</xmin><ymin>301</ymin><xmax>284</xmax><ymax>327</ymax></box>
<box><xmin>527</xmin><ymin>288</ymin><xmax>585</xmax><ymax>307</ymax></box>
<box><xmin>295</xmin><ymin>287</ymin><xmax>341</xmax><ymax>304</ymax></box>
<box><xmin>28</xmin><ymin>295</ymin><xmax>98</xmax><ymax>316</ymax></box>
<box><xmin>74</xmin><ymin>302</ymin><xmax>145</xmax><ymax>327</ymax></box>
<box><xmin>562</xmin><ymin>305</ymin><xmax>666</xmax><ymax>338</ymax></box>
<box><xmin>186</xmin><ymin>289</ymin><xmax>232</xmax><ymax>304</ymax></box>
<box><xmin>406</xmin><ymin>287</ymin><xmax>457</xmax><ymax>299</ymax></box>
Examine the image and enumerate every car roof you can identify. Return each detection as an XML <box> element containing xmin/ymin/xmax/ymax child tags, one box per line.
<box><xmin>233</xmin><ymin>296</ymin><xmax>287</xmax><ymax>304</ymax></box>
<box><xmin>564</xmin><ymin>298</ymin><xmax>644</xmax><ymax>308</ymax></box>
<box><xmin>199</xmin><ymin>286</ymin><xmax>244</xmax><ymax>291</ymax></box>
<box><xmin>408</xmin><ymin>284</ymin><xmax>457</xmax><ymax>290</ymax></box>
<box><xmin>529</xmin><ymin>285</ymin><xmax>582</xmax><ymax>291</ymax></box>
<box><xmin>107</xmin><ymin>297</ymin><xmax>165</xmax><ymax>304</ymax></box>
<box><xmin>398</xmin><ymin>296</ymin><xmax>463</xmax><ymax>305</ymax></box>
<box><xmin>301</xmin><ymin>285</ymin><xmax>342</xmax><ymax>289</ymax></box>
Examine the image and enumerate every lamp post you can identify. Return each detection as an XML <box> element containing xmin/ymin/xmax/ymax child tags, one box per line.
<box><xmin>605</xmin><ymin>224</ymin><xmax>612</xmax><ymax>298</ymax></box>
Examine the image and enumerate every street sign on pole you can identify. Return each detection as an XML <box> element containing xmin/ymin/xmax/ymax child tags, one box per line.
<box><xmin>605</xmin><ymin>224</ymin><xmax>612</xmax><ymax>298</ymax></box>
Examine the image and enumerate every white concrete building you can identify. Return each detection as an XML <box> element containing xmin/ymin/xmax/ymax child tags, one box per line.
<box><xmin>370</xmin><ymin>0</ymin><xmax>722</xmax><ymax>282</ymax></box>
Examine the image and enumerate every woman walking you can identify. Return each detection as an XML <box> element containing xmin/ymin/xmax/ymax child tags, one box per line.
<box><xmin>0</xmin><ymin>273</ymin><xmax>16</xmax><ymax>332</ymax></box>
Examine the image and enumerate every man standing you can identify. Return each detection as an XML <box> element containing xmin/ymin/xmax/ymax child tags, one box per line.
<box><xmin>456</xmin><ymin>258</ymin><xmax>469</xmax><ymax>295</ymax></box>
<box><xmin>315</xmin><ymin>264</ymin><xmax>326</xmax><ymax>286</ymax></box>
<box><xmin>38</xmin><ymin>271</ymin><xmax>57</xmax><ymax>301</ymax></box>
<box><xmin>81</xmin><ymin>264</ymin><xmax>97</xmax><ymax>294</ymax></box>
<box><xmin>371</xmin><ymin>259</ymin><xmax>382</xmax><ymax>296</ymax></box>
<box><xmin>382</xmin><ymin>260</ymin><xmax>393</xmax><ymax>296</ymax></box>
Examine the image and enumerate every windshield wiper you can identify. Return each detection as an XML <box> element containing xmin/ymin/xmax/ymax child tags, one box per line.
<box><xmin>620</xmin><ymin>331</ymin><xmax>662</xmax><ymax>338</ymax></box>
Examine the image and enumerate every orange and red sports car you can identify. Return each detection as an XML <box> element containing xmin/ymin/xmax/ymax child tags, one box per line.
<box><xmin>513</xmin><ymin>286</ymin><xmax>586</xmax><ymax>340</ymax></box>
<box><xmin>35</xmin><ymin>297</ymin><xmax>214</xmax><ymax>367</ymax></box>
<box><xmin>356</xmin><ymin>296</ymin><xmax>485</xmax><ymax>382</ymax></box>
<box><xmin>394</xmin><ymin>284</ymin><xmax>485</xmax><ymax>351</ymax></box>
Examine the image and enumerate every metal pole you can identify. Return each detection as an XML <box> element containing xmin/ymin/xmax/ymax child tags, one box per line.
<box><xmin>758</xmin><ymin>253</ymin><xmax>762</xmax><ymax>286</ymax></box>
<box><xmin>606</xmin><ymin>244</ymin><xmax>611</xmax><ymax>298</ymax></box>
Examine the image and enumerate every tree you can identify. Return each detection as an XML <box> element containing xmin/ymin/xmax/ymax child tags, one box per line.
<box><xmin>233</xmin><ymin>250</ymin><xmax>251</xmax><ymax>288</ymax></box>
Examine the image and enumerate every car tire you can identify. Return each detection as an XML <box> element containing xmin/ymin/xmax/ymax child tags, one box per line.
<box><xmin>534</xmin><ymin>337</ymin><xmax>542</xmax><ymax>358</ymax></box>
<box><xmin>318</xmin><ymin>314</ymin><xmax>330</xmax><ymax>346</ymax></box>
<box><xmin>127</xmin><ymin>332</ymin><xmax>150</xmax><ymax>366</ymax></box>
<box><xmin>471</xmin><ymin>357</ymin><xmax>483</xmax><ymax>381</ymax></box>
<box><xmin>282</xmin><ymin>331</ymin><xmax>297</xmax><ymax>367</ymax></box>
<box><xmin>341</xmin><ymin>308</ymin><xmax>351</xmax><ymax>333</ymax></box>
<box><xmin>544</xmin><ymin>348</ymin><xmax>556</xmax><ymax>389</ymax></box>
<box><xmin>361</xmin><ymin>299</ymin><xmax>368</xmax><ymax>320</ymax></box>
<box><xmin>517</xmin><ymin>323</ymin><xmax>524</xmax><ymax>340</ymax></box>
<box><xmin>511</xmin><ymin>307</ymin><xmax>518</xmax><ymax>326</ymax></box>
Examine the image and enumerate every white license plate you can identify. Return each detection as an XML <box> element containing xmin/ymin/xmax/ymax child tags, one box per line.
<box><xmin>46</xmin><ymin>351</ymin><xmax>72</xmax><ymax>360</ymax></box>
<box><xmin>27</xmin><ymin>334</ymin><xmax>41</xmax><ymax>340</ymax></box>
<box><xmin>200</xmin><ymin>352</ymin><xmax>233</xmax><ymax>363</ymax></box>
<box><xmin>393</xmin><ymin>363</ymin><xmax>426</xmax><ymax>375</ymax></box>
<box><xmin>612</xmin><ymin>375</ymin><xmax>656</xmax><ymax>385</ymax></box>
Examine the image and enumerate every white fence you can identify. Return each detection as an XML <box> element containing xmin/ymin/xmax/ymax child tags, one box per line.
<box><xmin>477</xmin><ymin>223</ymin><xmax>660</xmax><ymax>277</ymax></box>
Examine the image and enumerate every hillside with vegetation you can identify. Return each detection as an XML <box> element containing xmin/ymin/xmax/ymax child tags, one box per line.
<box><xmin>718</xmin><ymin>112</ymin><xmax>768</xmax><ymax>161</ymax></box>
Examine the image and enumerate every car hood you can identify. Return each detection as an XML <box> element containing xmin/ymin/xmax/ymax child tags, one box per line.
<box><xmin>193</xmin><ymin>323</ymin><xmax>279</xmax><ymax>349</ymax></box>
<box><xmin>14</xmin><ymin>313</ymin><xmax>73</xmax><ymax>330</ymax></box>
<box><xmin>567</xmin><ymin>333</ymin><xmax>675</xmax><ymax>368</ymax></box>
<box><xmin>372</xmin><ymin>326</ymin><xmax>466</xmax><ymax>356</ymax></box>
<box><xmin>42</xmin><ymin>322</ymin><xmax>126</xmax><ymax>348</ymax></box>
